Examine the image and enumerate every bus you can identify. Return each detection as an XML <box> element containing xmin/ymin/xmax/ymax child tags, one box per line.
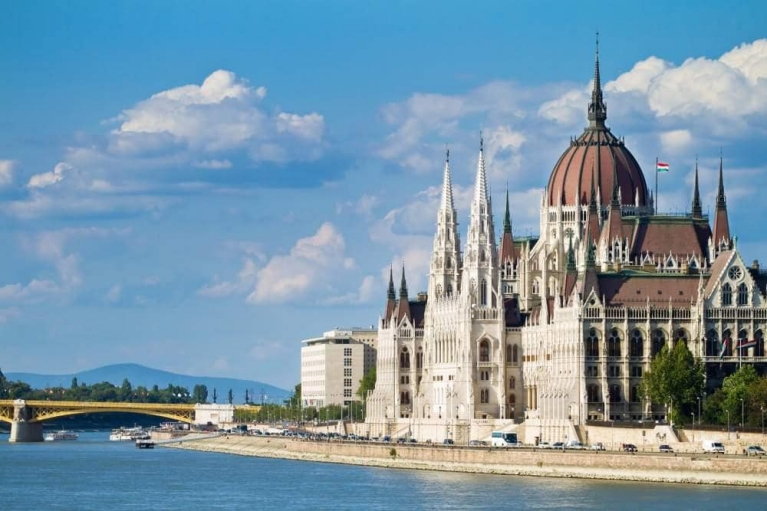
<box><xmin>491</xmin><ymin>431</ymin><xmax>518</xmax><ymax>447</ymax></box>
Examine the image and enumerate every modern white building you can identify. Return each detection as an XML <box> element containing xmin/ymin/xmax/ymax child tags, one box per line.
<box><xmin>194</xmin><ymin>403</ymin><xmax>235</xmax><ymax>426</ymax></box>
<box><xmin>301</xmin><ymin>328</ymin><xmax>377</xmax><ymax>408</ymax></box>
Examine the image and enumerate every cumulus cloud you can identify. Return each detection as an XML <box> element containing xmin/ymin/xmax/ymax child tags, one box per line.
<box><xmin>324</xmin><ymin>275</ymin><xmax>378</xmax><ymax>305</ymax></box>
<box><xmin>0</xmin><ymin>160</ymin><xmax>15</xmax><ymax>187</ymax></box>
<box><xmin>248</xmin><ymin>222</ymin><xmax>354</xmax><ymax>304</ymax></box>
<box><xmin>27</xmin><ymin>162</ymin><xmax>73</xmax><ymax>189</ymax></box>
<box><xmin>198</xmin><ymin>258</ymin><xmax>258</xmax><ymax>298</ymax></box>
<box><xmin>0</xmin><ymin>279</ymin><xmax>60</xmax><ymax>302</ymax></box>
<box><xmin>660</xmin><ymin>129</ymin><xmax>694</xmax><ymax>154</ymax></box>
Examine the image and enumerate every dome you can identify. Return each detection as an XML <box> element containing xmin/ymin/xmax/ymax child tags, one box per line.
<box><xmin>546</xmin><ymin>48</ymin><xmax>649</xmax><ymax>208</ymax></box>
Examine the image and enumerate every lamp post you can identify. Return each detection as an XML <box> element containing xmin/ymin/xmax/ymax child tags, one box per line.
<box><xmin>691</xmin><ymin>412</ymin><xmax>695</xmax><ymax>441</ymax></box>
<box><xmin>697</xmin><ymin>396</ymin><xmax>701</xmax><ymax>427</ymax></box>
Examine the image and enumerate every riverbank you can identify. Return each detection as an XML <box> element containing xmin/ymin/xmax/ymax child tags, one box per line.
<box><xmin>163</xmin><ymin>435</ymin><xmax>767</xmax><ymax>487</ymax></box>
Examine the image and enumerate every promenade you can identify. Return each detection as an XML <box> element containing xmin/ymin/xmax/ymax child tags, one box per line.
<box><xmin>162</xmin><ymin>435</ymin><xmax>767</xmax><ymax>487</ymax></box>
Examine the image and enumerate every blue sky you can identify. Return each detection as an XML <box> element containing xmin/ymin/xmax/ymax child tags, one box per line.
<box><xmin>2</xmin><ymin>1</ymin><xmax>767</xmax><ymax>389</ymax></box>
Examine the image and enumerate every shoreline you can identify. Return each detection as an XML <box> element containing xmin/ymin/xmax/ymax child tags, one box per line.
<box><xmin>162</xmin><ymin>435</ymin><xmax>767</xmax><ymax>488</ymax></box>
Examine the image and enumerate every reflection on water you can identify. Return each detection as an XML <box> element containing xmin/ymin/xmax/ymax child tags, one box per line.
<box><xmin>1</xmin><ymin>432</ymin><xmax>765</xmax><ymax>511</ymax></box>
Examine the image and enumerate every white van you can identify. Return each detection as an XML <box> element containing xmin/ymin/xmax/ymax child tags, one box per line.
<box><xmin>702</xmin><ymin>440</ymin><xmax>725</xmax><ymax>453</ymax></box>
<box><xmin>491</xmin><ymin>431</ymin><xmax>518</xmax><ymax>447</ymax></box>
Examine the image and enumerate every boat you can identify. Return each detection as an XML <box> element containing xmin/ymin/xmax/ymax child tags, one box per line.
<box><xmin>44</xmin><ymin>430</ymin><xmax>79</xmax><ymax>441</ymax></box>
<box><xmin>135</xmin><ymin>439</ymin><xmax>155</xmax><ymax>449</ymax></box>
<box><xmin>109</xmin><ymin>426</ymin><xmax>148</xmax><ymax>441</ymax></box>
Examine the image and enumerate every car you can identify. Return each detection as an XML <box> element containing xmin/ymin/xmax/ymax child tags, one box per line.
<box><xmin>443</xmin><ymin>438</ymin><xmax>455</xmax><ymax>445</ymax></box>
<box><xmin>469</xmin><ymin>440</ymin><xmax>488</xmax><ymax>446</ymax></box>
<box><xmin>565</xmin><ymin>440</ymin><xmax>584</xmax><ymax>450</ymax></box>
<box><xmin>589</xmin><ymin>443</ymin><xmax>605</xmax><ymax>451</ymax></box>
<box><xmin>552</xmin><ymin>442</ymin><xmax>566</xmax><ymax>449</ymax></box>
<box><xmin>408</xmin><ymin>438</ymin><xmax>418</xmax><ymax>443</ymax></box>
<box><xmin>659</xmin><ymin>444</ymin><xmax>673</xmax><ymax>453</ymax></box>
<box><xmin>746</xmin><ymin>445</ymin><xmax>766</xmax><ymax>456</ymax></box>
<box><xmin>396</xmin><ymin>437</ymin><xmax>407</xmax><ymax>444</ymax></box>
<box><xmin>381</xmin><ymin>436</ymin><xmax>391</xmax><ymax>443</ymax></box>
<box><xmin>622</xmin><ymin>443</ymin><xmax>638</xmax><ymax>452</ymax></box>
<box><xmin>538</xmin><ymin>442</ymin><xmax>552</xmax><ymax>449</ymax></box>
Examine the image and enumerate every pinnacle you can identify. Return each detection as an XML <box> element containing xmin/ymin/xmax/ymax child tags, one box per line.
<box><xmin>440</xmin><ymin>149</ymin><xmax>455</xmax><ymax>212</ymax></box>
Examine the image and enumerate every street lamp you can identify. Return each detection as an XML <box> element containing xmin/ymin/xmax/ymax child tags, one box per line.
<box><xmin>697</xmin><ymin>396</ymin><xmax>701</xmax><ymax>427</ymax></box>
<box><xmin>691</xmin><ymin>412</ymin><xmax>695</xmax><ymax>441</ymax></box>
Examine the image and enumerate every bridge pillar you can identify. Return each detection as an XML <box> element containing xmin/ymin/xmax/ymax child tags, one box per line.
<box><xmin>9</xmin><ymin>400</ymin><xmax>43</xmax><ymax>443</ymax></box>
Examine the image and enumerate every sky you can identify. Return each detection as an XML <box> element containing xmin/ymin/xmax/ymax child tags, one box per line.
<box><xmin>2</xmin><ymin>1</ymin><xmax>767</xmax><ymax>390</ymax></box>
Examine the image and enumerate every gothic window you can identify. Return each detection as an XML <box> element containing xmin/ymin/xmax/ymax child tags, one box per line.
<box><xmin>532</xmin><ymin>279</ymin><xmax>540</xmax><ymax>296</ymax></box>
<box><xmin>723</xmin><ymin>329</ymin><xmax>733</xmax><ymax>357</ymax></box>
<box><xmin>509</xmin><ymin>377</ymin><xmax>516</xmax><ymax>389</ymax></box>
<box><xmin>446</xmin><ymin>257</ymin><xmax>452</xmax><ymax>269</ymax></box>
<box><xmin>608</xmin><ymin>328</ymin><xmax>622</xmax><ymax>357</ymax></box>
<box><xmin>587</xmin><ymin>384</ymin><xmax>600</xmax><ymax>403</ymax></box>
<box><xmin>480</xmin><ymin>279</ymin><xmax>488</xmax><ymax>306</ymax></box>
<box><xmin>675</xmin><ymin>328</ymin><xmax>689</xmax><ymax>347</ymax></box>
<box><xmin>756</xmin><ymin>330</ymin><xmax>765</xmax><ymax>357</ymax></box>
<box><xmin>651</xmin><ymin>329</ymin><xmax>666</xmax><ymax>358</ymax></box>
<box><xmin>512</xmin><ymin>345</ymin><xmax>519</xmax><ymax>364</ymax></box>
<box><xmin>630</xmin><ymin>385</ymin><xmax>641</xmax><ymax>403</ymax></box>
<box><xmin>508</xmin><ymin>394</ymin><xmax>516</xmax><ymax>405</ymax></box>
<box><xmin>506</xmin><ymin>344</ymin><xmax>511</xmax><ymax>363</ymax></box>
<box><xmin>479</xmin><ymin>340</ymin><xmax>490</xmax><ymax>362</ymax></box>
<box><xmin>446</xmin><ymin>284</ymin><xmax>453</xmax><ymax>296</ymax></box>
<box><xmin>705</xmin><ymin>329</ymin><xmax>720</xmax><ymax>357</ymax></box>
<box><xmin>630</xmin><ymin>329</ymin><xmax>644</xmax><ymax>358</ymax></box>
<box><xmin>504</xmin><ymin>262</ymin><xmax>512</xmax><ymax>278</ymax></box>
<box><xmin>436</xmin><ymin>284</ymin><xmax>443</xmax><ymax>297</ymax></box>
<box><xmin>608</xmin><ymin>366</ymin><xmax>621</xmax><ymax>377</ymax></box>
<box><xmin>416</xmin><ymin>349</ymin><xmax>423</xmax><ymax>369</ymax></box>
<box><xmin>480</xmin><ymin>371</ymin><xmax>489</xmax><ymax>381</ymax></box>
<box><xmin>586</xmin><ymin>328</ymin><xmax>600</xmax><ymax>358</ymax></box>
<box><xmin>739</xmin><ymin>329</ymin><xmax>749</xmax><ymax>355</ymax></box>
<box><xmin>728</xmin><ymin>266</ymin><xmax>742</xmax><ymax>280</ymax></box>
<box><xmin>722</xmin><ymin>283</ymin><xmax>732</xmax><ymax>306</ymax></box>
<box><xmin>738</xmin><ymin>283</ymin><xmax>749</xmax><ymax>306</ymax></box>
<box><xmin>609</xmin><ymin>384</ymin><xmax>622</xmax><ymax>403</ymax></box>
<box><xmin>480</xmin><ymin>389</ymin><xmax>490</xmax><ymax>404</ymax></box>
<box><xmin>400</xmin><ymin>348</ymin><xmax>410</xmax><ymax>369</ymax></box>
<box><xmin>400</xmin><ymin>392</ymin><xmax>411</xmax><ymax>405</ymax></box>
<box><xmin>630</xmin><ymin>366</ymin><xmax>643</xmax><ymax>378</ymax></box>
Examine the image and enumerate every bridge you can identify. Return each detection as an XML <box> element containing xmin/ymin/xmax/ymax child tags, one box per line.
<box><xmin>0</xmin><ymin>399</ymin><xmax>199</xmax><ymax>442</ymax></box>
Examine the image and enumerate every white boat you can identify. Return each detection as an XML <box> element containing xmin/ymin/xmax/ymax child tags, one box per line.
<box><xmin>109</xmin><ymin>426</ymin><xmax>148</xmax><ymax>441</ymax></box>
<box><xmin>44</xmin><ymin>430</ymin><xmax>79</xmax><ymax>441</ymax></box>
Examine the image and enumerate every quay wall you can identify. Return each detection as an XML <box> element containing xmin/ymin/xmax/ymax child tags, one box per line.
<box><xmin>164</xmin><ymin>435</ymin><xmax>767</xmax><ymax>487</ymax></box>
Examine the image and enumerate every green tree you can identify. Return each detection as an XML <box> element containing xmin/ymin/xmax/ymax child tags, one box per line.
<box><xmin>641</xmin><ymin>341</ymin><xmax>704</xmax><ymax>425</ymax></box>
<box><xmin>721</xmin><ymin>366</ymin><xmax>760</xmax><ymax>427</ymax></box>
<box><xmin>70</xmin><ymin>377</ymin><xmax>78</xmax><ymax>390</ymax></box>
<box><xmin>120</xmin><ymin>378</ymin><xmax>133</xmax><ymax>401</ymax></box>
<box><xmin>357</xmin><ymin>367</ymin><xmax>376</xmax><ymax>401</ymax></box>
<box><xmin>192</xmin><ymin>384</ymin><xmax>209</xmax><ymax>403</ymax></box>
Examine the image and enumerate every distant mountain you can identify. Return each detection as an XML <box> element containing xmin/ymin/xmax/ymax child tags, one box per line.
<box><xmin>6</xmin><ymin>363</ymin><xmax>290</xmax><ymax>404</ymax></box>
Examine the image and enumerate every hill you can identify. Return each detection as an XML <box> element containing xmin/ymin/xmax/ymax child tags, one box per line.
<box><xmin>5</xmin><ymin>363</ymin><xmax>290</xmax><ymax>404</ymax></box>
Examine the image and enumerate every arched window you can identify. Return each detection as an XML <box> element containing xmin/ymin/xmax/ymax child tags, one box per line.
<box><xmin>722</xmin><ymin>283</ymin><xmax>732</xmax><ymax>306</ymax></box>
<box><xmin>416</xmin><ymin>349</ymin><xmax>423</xmax><ymax>369</ymax></box>
<box><xmin>400</xmin><ymin>348</ymin><xmax>410</xmax><ymax>369</ymax></box>
<box><xmin>480</xmin><ymin>389</ymin><xmax>489</xmax><ymax>404</ymax></box>
<box><xmin>630</xmin><ymin>385</ymin><xmax>641</xmax><ymax>403</ymax></box>
<box><xmin>446</xmin><ymin>283</ymin><xmax>453</xmax><ymax>296</ymax></box>
<box><xmin>400</xmin><ymin>391</ymin><xmax>411</xmax><ymax>405</ymax></box>
<box><xmin>675</xmin><ymin>328</ymin><xmax>688</xmax><ymax>347</ymax></box>
<box><xmin>479</xmin><ymin>340</ymin><xmax>490</xmax><ymax>362</ymax></box>
<box><xmin>738</xmin><ymin>329</ymin><xmax>749</xmax><ymax>355</ymax></box>
<box><xmin>722</xmin><ymin>329</ymin><xmax>733</xmax><ymax>357</ymax></box>
<box><xmin>609</xmin><ymin>384</ymin><xmax>622</xmax><ymax>403</ymax></box>
<box><xmin>630</xmin><ymin>329</ymin><xmax>644</xmax><ymax>358</ymax></box>
<box><xmin>532</xmin><ymin>279</ymin><xmax>540</xmax><ymax>295</ymax></box>
<box><xmin>608</xmin><ymin>328</ymin><xmax>622</xmax><ymax>357</ymax></box>
<box><xmin>651</xmin><ymin>329</ymin><xmax>666</xmax><ymax>358</ymax></box>
<box><xmin>436</xmin><ymin>284</ymin><xmax>442</xmax><ymax>297</ymax></box>
<box><xmin>705</xmin><ymin>329</ymin><xmax>720</xmax><ymax>357</ymax></box>
<box><xmin>509</xmin><ymin>377</ymin><xmax>516</xmax><ymax>389</ymax></box>
<box><xmin>480</xmin><ymin>279</ymin><xmax>488</xmax><ymax>306</ymax></box>
<box><xmin>512</xmin><ymin>345</ymin><xmax>519</xmax><ymax>364</ymax></box>
<box><xmin>506</xmin><ymin>344</ymin><xmax>512</xmax><ymax>363</ymax></box>
<box><xmin>586</xmin><ymin>328</ymin><xmax>600</xmax><ymax>358</ymax></box>
<box><xmin>587</xmin><ymin>384</ymin><xmax>600</xmax><ymax>403</ymax></box>
<box><xmin>508</xmin><ymin>393</ymin><xmax>516</xmax><ymax>405</ymax></box>
<box><xmin>737</xmin><ymin>283</ymin><xmax>749</xmax><ymax>306</ymax></box>
<box><xmin>756</xmin><ymin>330</ymin><xmax>765</xmax><ymax>357</ymax></box>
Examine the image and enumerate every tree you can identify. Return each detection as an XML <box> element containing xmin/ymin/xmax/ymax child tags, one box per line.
<box><xmin>641</xmin><ymin>341</ymin><xmax>704</xmax><ymax>425</ymax></box>
<box><xmin>721</xmin><ymin>366</ymin><xmax>759</xmax><ymax>427</ymax></box>
<box><xmin>357</xmin><ymin>368</ymin><xmax>376</xmax><ymax>401</ymax></box>
<box><xmin>192</xmin><ymin>384</ymin><xmax>209</xmax><ymax>404</ymax></box>
<box><xmin>120</xmin><ymin>378</ymin><xmax>133</xmax><ymax>401</ymax></box>
<box><xmin>71</xmin><ymin>377</ymin><xmax>78</xmax><ymax>390</ymax></box>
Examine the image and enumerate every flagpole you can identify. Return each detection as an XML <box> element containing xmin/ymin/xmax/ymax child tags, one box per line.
<box><xmin>655</xmin><ymin>157</ymin><xmax>659</xmax><ymax>215</ymax></box>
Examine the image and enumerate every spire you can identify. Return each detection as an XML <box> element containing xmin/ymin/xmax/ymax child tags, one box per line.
<box><xmin>503</xmin><ymin>186</ymin><xmax>512</xmax><ymax>234</ymax></box>
<box><xmin>440</xmin><ymin>147</ymin><xmax>455</xmax><ymax>212</ymax></box>
<box><xmin>588</xmin><ymin>170</ymin><xmax>598</xmax><ymax>211</ymax></box>
<box><xmin>610</xmin><ymin>164</ymin><xmax>621</xmax><ymax>207</ymax></box>
<box><xmin>716</xmin><ymin>152</ymin><xmax>727</xmax><ymax>209</ymax></box>
<box><xmin>387</xmin><ymin>265</ymin><xmax>396</xmax><ymax>300</ymax></box>
<box><xmin>399</xmin><ymin>263</ymin><xmax>408</xmax><ymax>300</ymax></box>
<box><xmin>587</xmin><ymin>32</ymin><xmax>607</xmax><ymax>129</ymax></box>
<box><xmin>691</xmin><ymin>158</ymin><xmax>702</xmax><ymax>218</ymax></box>
<box><xmin>473</xmin><ymin>133</ymin><xmax>488</xmax><ymax>205</ymax></box>
<box><xmin>566</xmin><ymin>235</ymin><xmax>576</xmax><ymax>272</ymax></box>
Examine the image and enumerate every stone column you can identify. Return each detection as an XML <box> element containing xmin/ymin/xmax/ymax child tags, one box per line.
<box><xmin>10</xmin><ymin>400</ymin><xmax>43</xmax><ymax>442</ymax></box>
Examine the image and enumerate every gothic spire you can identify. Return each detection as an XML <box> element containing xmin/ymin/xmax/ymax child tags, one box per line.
<box><xmin>588</xmin><ymin>169</ymin><xmax>598</xmax><ymax>211</ymax></box>
<box><xmin>716</xmin><ymin>152</ymin><xmax>727</xmax><ymax>209</ymax></box>
<box><xmin>610</xmin><ymin>164</ymin><xmax>621</xmax><ymax>207</ymax></box>
<box><xmin>503</xmin><ymin>186</ymin><xmax>512</xmax><ymax>234</ymax></box>
<box><xmin>566</xmin><ymin>235</ymin><xmax>576</xmax><ymax>272</ymax></box>
<box><xmin>440</xmin><ymin>147</ymin><xmax>455</xmax><ymax>212</ymax></box>
<box><xmin>691</xmin><ymin>158</ymin><xmax>703</xmax><ymax>218</ymax></box>
<box><xmin>473</xmin><ymin>133</ymin><xmax>489</xmax><ymax>205</ymax></box>
<box><xmin>387</xmin><ymin>265</ymin><xmax>396</xmax><ymax>300</ymax></box>
<box><xmin>399</xmin><ymin>263</ymin><xmax>408</xmax><ymax>300</ymax></box>
<box><xmin>713</xmin><ymin>152</ymin><xmax>731</xmax><ymax>250</ymax></box>
<box><xmin>588</xmin><ymin>32</ymin><xmax>607</xmax><ymax>129</ymax></box>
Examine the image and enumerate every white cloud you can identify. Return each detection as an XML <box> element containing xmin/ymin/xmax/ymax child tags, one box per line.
<box><xmin>198</xmin><ymin>258</ymin><xmax>258</xmax><ymax>298</ymax></box>
<box><xmin>27</xmin><ymin>162</ymin><xmax>72</xmax><ymax>189</ymax></box>
<box><xmin>0</xmin><ymin>280</ymin><xmax>60</xmax><ymax>301</ymax></box>
<box><xmin>336</xmin><ymin>194</ymin><xmax>380</xmax><ymax>217</ymax></box>
<box><xmin>0</xmin><ymin>160</ymin><xmax>15</xmax><ymax>187</ymax></box>
<box><xmin>105</xmin><ymin>284</ymin><xmax>122</xmax><ymax>303</ymax></box>
<box><xmin>324</xmin><ymin>275</ymin><xmax>378</xmax><ymax>305</ymax></box>
<box><xmin>660</xmin><ymin>129</ymin><xmax>694</xmax><ymax>154</ymax></box>
<box><xmin>194</xmin><ymin>159</ymin><xmax>232</xmax><ymax>169</ymax></box>
<box><xmin>248</xmin><ymin>222</ymin><xmax>354</xmax><ymax>304</ymax></box>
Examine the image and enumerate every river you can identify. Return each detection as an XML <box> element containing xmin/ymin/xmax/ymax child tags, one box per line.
<box><xmin>0</xmin><ymin>432</ymin><xmax>765</xmax><ymax>510</ymax></box>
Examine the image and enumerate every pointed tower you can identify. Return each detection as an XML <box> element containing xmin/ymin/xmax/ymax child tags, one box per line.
<box><xmin>712</xmin><ymin>154</ymin><xmax>731</xmax><ymax>251</ymax></box>
<box><xmin>584</xmin><ymin>171</ymin><xmax>601</xmax><ymax>247</ymax></box>
<box><xmin>428</xmin><ymin>148</ymin><xmax>462</xmax><ymax>299</ymax></box>
<box><xmin>588</xmin><ymin>33</ymin><xmax>607</xmax><ymax>130</ymax></box>
<box><xmin>691</xmin><ymin>159</ymin><xmax>703</xmax><ymax>219</ymax></box>
<box><xmin>463</xmin><ymin>135</ymin><xmax>498</xmax><ymax>307</ymax></box>
<box><xmin>499</xmin><ymin>187</ymin><xmax>517</xmax><ymax>296</ymax></box>
<box><xmin>384</xmin><ymin>265</ymin><xmax>397</xmax><ymax>322</ymax></box>
<box><xmin>396</xmin><ymin>264</ymin><xmax>411</xmax><ymax>322</ymax></box>
<box><xmin>599</xmin><ymin>167</ymin><xmax>624</xmax><ymax>263</ymax></box>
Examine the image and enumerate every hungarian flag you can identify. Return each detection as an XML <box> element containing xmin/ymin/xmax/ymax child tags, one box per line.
<box><xmin>719</xmin><ymin>338</ymin><xmax>729</xmax><ymax>359</ymax></box>
<box><xmin>656</xmin><ymin>162</ymin><xmax>670</xmax><ymax>172</ymax></box>
<box><xmin>738</xmin><ymin>339</ymin><xmax>757</xmax><ymax>350</ymax></box>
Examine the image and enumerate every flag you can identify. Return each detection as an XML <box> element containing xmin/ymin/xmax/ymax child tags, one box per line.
<box><xmin>738</xmin><ymin>339</ymin><xmax>757</xmax><ymax>350</ymax></box>
<box><xmin>719</xmin><ymin>338</ymin><xmax>729</xmax><ymax>359</ymax></box>
<box><xmin>656</xmin><ymin>162</ymin><xmax>670</xmax><ymax>172</ymax></box>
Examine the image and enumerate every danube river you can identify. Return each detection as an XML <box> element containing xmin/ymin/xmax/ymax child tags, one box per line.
<box><xmin>1</xmin><ymin>432</ymin><xmax>765</xmax><ymax>510</ymax></box>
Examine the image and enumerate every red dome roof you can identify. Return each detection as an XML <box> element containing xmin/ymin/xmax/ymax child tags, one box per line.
<box><xmin>546</xmin><ymin>128</ymin><xmax>649</xmax><ymax>207</ymax></box>
<box><xmin>546</xmin><ymin>44</ymin><xmax>649</xmax><ymax>208</ymax></box>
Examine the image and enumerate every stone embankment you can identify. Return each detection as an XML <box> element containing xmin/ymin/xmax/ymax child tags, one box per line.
<box><xmin>163</xmin><ymin>435</ymin><xmax>767</xmax><ymax>487</ymax></box>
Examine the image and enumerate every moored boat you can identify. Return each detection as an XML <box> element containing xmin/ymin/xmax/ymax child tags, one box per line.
<box><xmin>109</xmin><ymin>426</ymin><xmax>148</xmax><ymax>441</ymax></box>
<box><xmin>44</xmin><ymin>430</ymin><xmax>79</xmax><ymax>441</ymax></box>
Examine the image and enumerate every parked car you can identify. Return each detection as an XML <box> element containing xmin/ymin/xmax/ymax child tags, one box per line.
<box><xmin>552</xmin><ymin>442</ymin><xmax>566</xmax><ymax>450</ymax></box>
<box><xmin>469</xmin><ymin>440</ymin><xmax>488</xmax><ymax>446</ymax></box>
<box><xmin>622</xmin><ymin>443</ymin><xmax>638</xmax><ymax>452</ymax></box>
<box><xmin>659</xmin><ymin>444</ymin><xmax>673</xmax><ymax>453</ymax></box>
<box><xmin>589</xmin><ymin>443</ymin><xmax>605</xmax><ymax>451</ymax></box>
<box><xmin>565</xmin><ymin>440</ymin><xmax>585</xmax><ymax>450</ymax></box>
<box><xmin>443</xmin><ymin>438</ymin><xmax>455</xmax><ymax>445</ymax></box>
<box><xmin>538</xmin><ymin>442</ymin><xmax>552</xmax><ymax>449</ymax></box>
<box><xmin>381</xmin><ymin>436</ymin><xmax>391</xmax><ymax>443</ymax></box>
<box><xmin>746</xmin><ymin>445</ymin><xmax>766</xmax><ymax>456</ymax></box>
